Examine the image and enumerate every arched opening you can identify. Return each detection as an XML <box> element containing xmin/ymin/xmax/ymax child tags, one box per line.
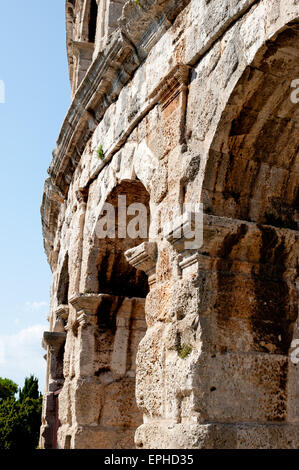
<box><xmin>202</xmin><ymin>23</ymin><xmax>299</xmax><ymax>229</ymax></box>
<box><xmin>88</xmin><ymin>0</ymin><xmax>98</xmax><ymax>43</ymax></box>
<box><xmin>91</xmin><ymin>179</ymin><xmax>151</xmax><ymax>448</ymax></box>
<box><xmin>57</xmin><ymin>253</ymin><xmax>69</xmax><ymax>306</ymax></box>
<box><xmin>200</xmin><ymin>22</ymin><xmax>299</xmax><ymax>429</ymax></box>
<box><xmin>96</xmin><ymin>180</ymin><xmax>150</xmax><ymax>298</ymax></box>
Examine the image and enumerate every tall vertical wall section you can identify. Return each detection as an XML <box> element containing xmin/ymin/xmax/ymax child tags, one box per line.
<box><xmin>40</xmin><ymin>0</ymin><xmax>299</xmax><ymax>449</ymax></box>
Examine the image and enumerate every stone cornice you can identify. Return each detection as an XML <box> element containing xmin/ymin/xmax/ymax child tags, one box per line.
<box><xmin>69</xmin><ymin>292</ymin><xmax>112</xmax><ymax>315</ymax></box>
<box><xmin>164</xmin><ymin>209</ymin><xmax>202</xmax><ymax>252</ymax></box>
<box><xmin>43</xmin><ymin>331</ymin><xmax>67</xmax><ymax>349</ymax></box>
<box><xmin>49</xmin><ymin>0</ymin><xmax>259</xmax><ymax>202</ymax></box>
<box><xmin>41</xmin><ymin>178</ymin><xmax>65</xmax><ymax>268</ymax></box>
<box><xmin>174</xmin><ymin>214</ymin><xmax>299</xmax><ymax>278</ymax></box>
<box><xmin>49</xmin><ymin>31</ymin><xmax>135</xmax><ymax>192</ymax></box>
<box><xmin>49</xmin><ymin>0</ymin><xmax>191</xmax><ymax>196</ymax></box>
<box><xmin>72</xmin><ymin>40</ymin><xmax>95</xmax><ymax>53</ymax></box>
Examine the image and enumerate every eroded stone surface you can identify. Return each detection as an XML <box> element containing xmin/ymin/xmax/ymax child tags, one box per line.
<box><xmin>40</xmin><ymin>0</ymin><xmax>299</xmax><ymax>449</ymax></box>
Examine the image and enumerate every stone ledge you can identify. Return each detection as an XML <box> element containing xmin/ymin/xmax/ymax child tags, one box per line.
<box><xmin>135</xmin><ymin>422</ymin><xmax>299</xmax><ymax>449</ymax></box>
<box><xmin>69</xmin><ymin>293</ymin><xmax>113</xmax><ymax>314</ymax></box>
<box><xmin>125</xmin><ymin>242</ymin><xmax>157</xmax><ymax>286</ymax></box>
<box><xmin>55</xmin><ymin>304</ymin><xmax>69</xmax><ymax>321</ymax></box>
<box><xmin>43</xmin><ymin>331</ymin><xmax>67</xmax><ymax>348</ymax></box>
<box><xmin>162</xmin><ymin>213</ymin><xmax>298</xmax><ymax>278</ymax></box>
<box><xmin>164</xmin><ymin>210</ymin><xmax>202</xmax><ymax>251</ymax></box>
<box><xmin>72</xmin><ymin>40</ymin><xmax>95</xmax><ymax>53</ymax></box>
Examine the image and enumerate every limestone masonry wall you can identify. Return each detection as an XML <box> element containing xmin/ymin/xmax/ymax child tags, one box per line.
<box><xmin>41</xmin><ymin>0</ymin><xmax>299</xmax><ymax>449</ymax></box>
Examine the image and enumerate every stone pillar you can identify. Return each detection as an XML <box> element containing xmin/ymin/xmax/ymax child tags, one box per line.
<box><xmin>58</xmin><ymin>293</ymin><xmax>147</xmax><ymax>449</ymax></box>
<box><xmin>40</xmin><ymin>331</ymin><xmax>66</xmax><ymax>449</ymax></box>
<box><xmin>133</xmin><ymin>215</ymin><xmax>299</xmax><ymax>448</ymax></box>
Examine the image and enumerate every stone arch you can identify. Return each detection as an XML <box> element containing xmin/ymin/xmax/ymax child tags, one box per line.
<box><xmin>70</xmin><ymin>178</ymin><xmax>156</xmax><ymax>448</ymax></box>
<box><xmin>202</xmin><ymin>21</ymin><xmax>299</xmax><ymax>229</ymax></box>
<box><xmin>95</xmin><ymin>179</ymin><xmax>150</xmax><ymax>297</ymax></box>
<box><xmin>57</xmin><ymin>253</ymin><xmax>70</xmax><ymax>306</ymax></box>
<box><xmin>83</xmin><ymin>174</ymin><xmax>153</xmax><ymax>294</ymax></box>
<box><xmin>196</xmin><ymin>20</ymin><xmax>299</xmax><ymax>442</ymax></box>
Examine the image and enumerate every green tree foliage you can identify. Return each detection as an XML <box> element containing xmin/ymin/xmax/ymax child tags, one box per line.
<box><xmin>19</xmin><ymin>376</ymin><xmax>39</xmax><ymax>402</ymax></box>
<box><xmin>0</xmin><ymin>375</ymin><xmax>42</xmax><ymax>450</ymax></box>
<box><xmin>0</xmin><ymin>378</ymin><xmax>18</xmax><ymax>401</ymax></box>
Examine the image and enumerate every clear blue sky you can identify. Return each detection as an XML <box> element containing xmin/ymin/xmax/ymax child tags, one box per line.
<box><xmin>0</xmin><ymin>1</ymin><xmax>70</xmax><ymax>390</ymax></box>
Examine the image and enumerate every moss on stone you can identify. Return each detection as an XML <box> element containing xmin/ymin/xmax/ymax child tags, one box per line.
<box><xmin>177</xmin><ymin>343</ymin><xmax>192</xmax><ymax>359</ymax></box>
<box><xmin>95</xmin><ymin>144</ymin><xmax>105</xmax><ymax>160</ymax></box>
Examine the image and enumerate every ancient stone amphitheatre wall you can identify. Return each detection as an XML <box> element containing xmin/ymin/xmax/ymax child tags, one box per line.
<box><xmin>41</xmin><ymin>0</ymin><xmax>299</xmax><ymax>449</ymax></box>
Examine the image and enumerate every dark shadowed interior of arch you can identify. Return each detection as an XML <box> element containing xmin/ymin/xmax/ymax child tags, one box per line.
<box><xmin>88</xmin><ymin>0</ymin><xmax>98</xmax><ymax>43</ymax></box>
<box><xmin>57</xmin><ymin>253</ymin><xmax>69</xmax><ymax>305</ymax></box>
<box><xmin>91</xmin><ymin>180</ymin><xmax>150</xmax><ymax>448</ymax></box>
<box><xmin>96</xmin><ymin>180</ymin><xmax>150</xmax><ymax>298</ymax></box>
<box><xmin>202</xmin><ymin>21</ymin><xmax>299</xmax><ymax>230</ymax></box>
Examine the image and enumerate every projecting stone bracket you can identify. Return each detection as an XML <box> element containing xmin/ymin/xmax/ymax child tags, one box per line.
<box><xmin>43</xmin><ymin>331</ymin><xmax>67</xmax><ymax>349</ymax></box>
<box><xmin>125</xmin><ymin>241</ymin><xmax>157</xmax><ymax>286</ymax></box>
<box><xmin>70</xmin><ymin>293</ymin><xmax>111</xmax><ymax>314</ymax></box>
<box><xmin>43</xmin><ymin>332</ymin><xmax>66</xmax><ymax>382</ymax></box>
<box><xmin>70</xmin><ymin>293</ymin><xmax>118</xmax><ymax>328</ymax></box>
<box><xmin>76</xmin><ymin>311</ymin><xmax>91</xmax><ymax>329</ymax></box>
<box><xmin>164</xmin><ymin>211</ymin><xmax>203</xmax><ymax>277</ymax></box>
<box><xmin>55</xmin><ymin>304</ymin><xmax>69</xmax><ymax>321</ymax></box>
<box><xmin>164</xmin><ymin>211</ymin><xmax>202</xmax><ymax>251</ymax></box>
